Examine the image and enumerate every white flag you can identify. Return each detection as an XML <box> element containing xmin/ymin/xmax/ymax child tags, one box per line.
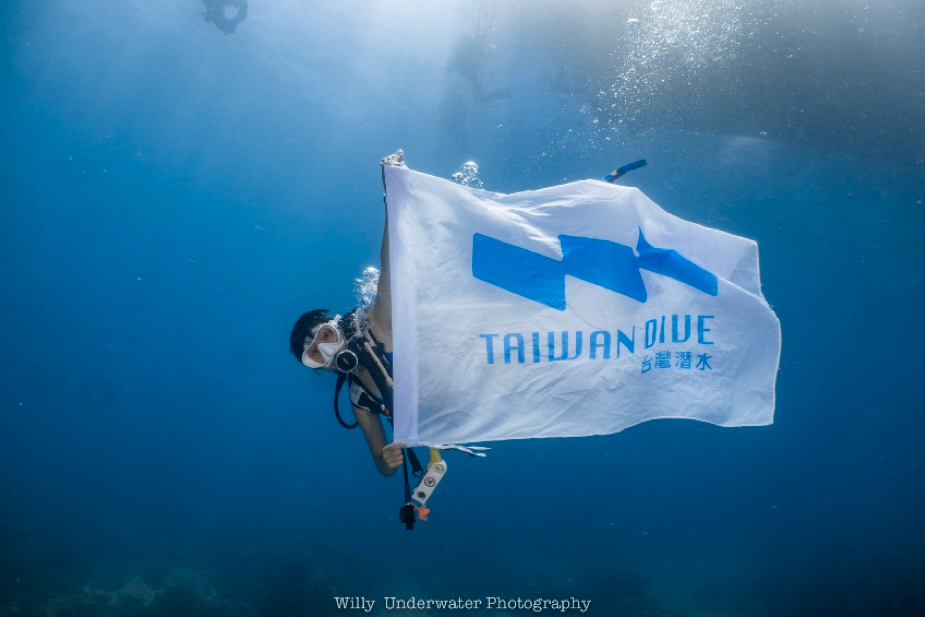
<box><xmin>386</xmin><ymin>164</ymin><xmax>781</xmax><ymax>447</ymax></box>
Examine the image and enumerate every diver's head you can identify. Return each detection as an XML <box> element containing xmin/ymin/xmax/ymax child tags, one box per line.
<box><xmin>290</xmin><ymin>309</ymin><xmax>332</xmax><ymax>365</ymax></box>
<box><xmin>291</xmin><ymin>309</ymin><xmax>362</xmax><ymax>372</ymax></box>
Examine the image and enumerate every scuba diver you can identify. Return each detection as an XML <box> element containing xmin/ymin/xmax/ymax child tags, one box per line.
<box><xmin>202</xmin><ymin>0</ymin><xmax>248</xmax><ymax>35</ymax></box>
<box><xmin>290</xmin><ymin>153</ymin><xmax>487</xmax><ymax>530</ymax></box>
<box><xmin>447</xmin><ymin>31</ymin><xmax>511</xmax><ymax>103</ymax></box>
<box><xmin>288</xmin><ymin>202</ymin><xmax>405</xmax><ymax>478</ymax></box>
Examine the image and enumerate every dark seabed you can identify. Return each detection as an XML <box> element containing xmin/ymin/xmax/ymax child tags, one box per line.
<box><xmin>1</xmin><ymin>1</ymin><xmax>924</xmax><ymax>616</ymax></box>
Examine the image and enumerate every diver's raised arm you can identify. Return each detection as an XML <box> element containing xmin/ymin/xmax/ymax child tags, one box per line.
<box><xmin>369</xmin><ymin>214</ymin><xmax>392</xmax><ymax>346</ymax></box>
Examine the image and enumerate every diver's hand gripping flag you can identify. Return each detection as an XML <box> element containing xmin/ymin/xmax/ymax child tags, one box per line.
<box><xmin>385</xmin><ymin>165</ymin><xmax>781</xmax><ymax>447</ymax></box>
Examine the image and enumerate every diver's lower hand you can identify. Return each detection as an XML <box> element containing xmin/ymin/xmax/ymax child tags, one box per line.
<box><xmin>382</xmin><ymin>442</ymin><xmax>406</xmax><ymax>469</ymax></box>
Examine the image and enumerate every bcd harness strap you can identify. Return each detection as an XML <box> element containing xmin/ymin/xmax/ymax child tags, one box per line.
<box><xmin>349</xmin><ymin>380</ymin><xmax>388</xmax><ymax>417</ymax></box>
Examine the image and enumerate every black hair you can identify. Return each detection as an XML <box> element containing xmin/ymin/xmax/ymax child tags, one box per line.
<box><xmin>289</xmin><ymin>309</ymin><xmax>330</xmax><ymax>362</ymax></box>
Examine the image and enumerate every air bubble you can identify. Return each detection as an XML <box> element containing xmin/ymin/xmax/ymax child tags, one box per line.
<box><xmin>451</xmin><ymin>161</ymin><xmax>483</xmax><ymax>189</ymax></box>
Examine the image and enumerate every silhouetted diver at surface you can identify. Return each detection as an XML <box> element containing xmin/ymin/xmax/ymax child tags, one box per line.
<box><xmin>447</xmin><ymin>31</ymin><xmax>511</xmax><ymax>102</ymax></box>
<box><xmin>202</xmin><ymin>0</ymin><xmax>248</xmax><ymax>35</ymax></box>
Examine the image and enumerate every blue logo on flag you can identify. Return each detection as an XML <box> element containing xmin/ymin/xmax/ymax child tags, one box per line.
<box><xmin>472</xmin><ymin>230</ymin><xmax>718</xmax><ymax>310</ymax></box>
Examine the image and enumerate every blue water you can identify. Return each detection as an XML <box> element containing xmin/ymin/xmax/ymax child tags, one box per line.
<box><xmin>2</xmin><ymin>1</ymin><xmax>924</xmax><ymax>615</ymax></box>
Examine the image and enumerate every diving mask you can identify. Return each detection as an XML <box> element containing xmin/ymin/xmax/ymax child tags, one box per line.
<box><xmin>301</xmin><ymin>319</ymin><xmax>347</xmax><ymax>369</ymax></box>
